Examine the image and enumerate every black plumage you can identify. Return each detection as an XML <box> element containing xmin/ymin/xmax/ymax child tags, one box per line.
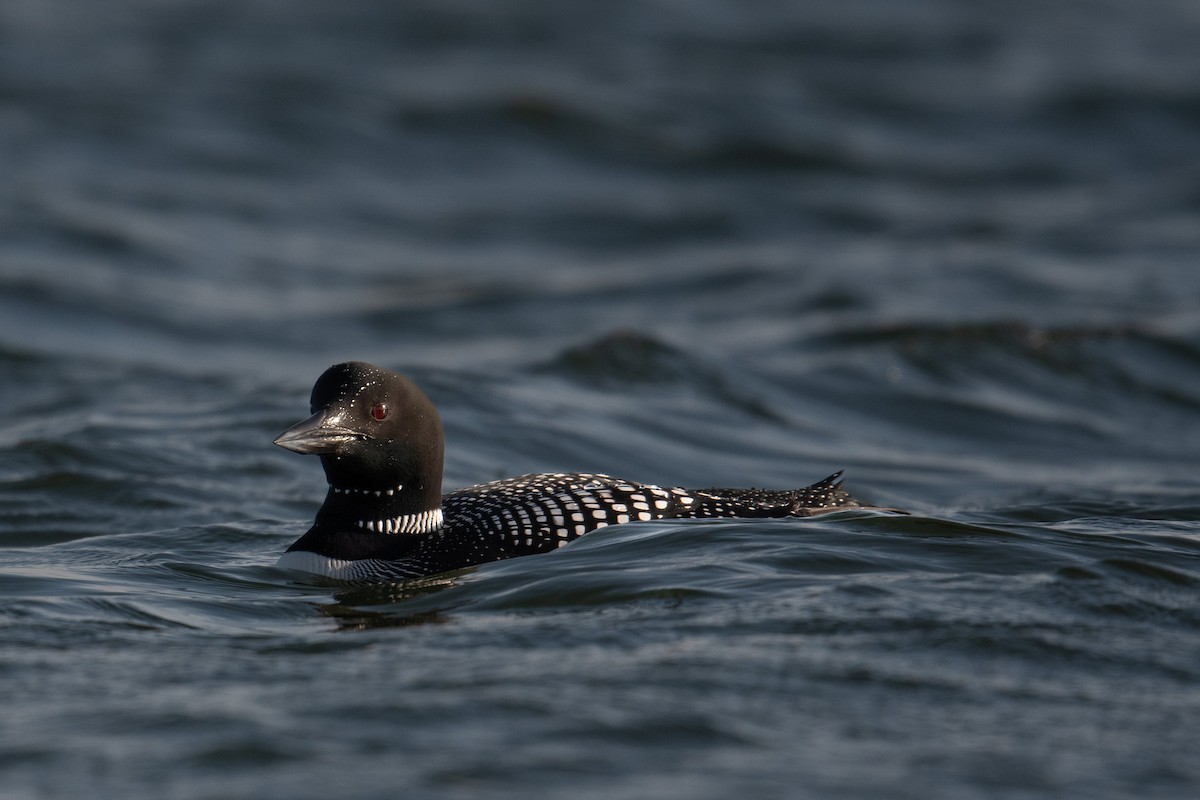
<box><xmin>274</xmin><ymin>362</ymin><xmax>865</xmax><ymax>581</ymax></box>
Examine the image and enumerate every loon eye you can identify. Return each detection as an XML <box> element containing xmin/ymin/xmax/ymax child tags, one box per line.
<box><xmin>371</xmin><ymin>402</ymin><xmax>389</xmax><ymax>421</ymax></box>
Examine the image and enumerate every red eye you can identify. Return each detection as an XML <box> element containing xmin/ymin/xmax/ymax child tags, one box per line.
<box><xmin>371</xmin><ymin>402</ymin><xmax>389</xmax><ymax>421</ymax></box>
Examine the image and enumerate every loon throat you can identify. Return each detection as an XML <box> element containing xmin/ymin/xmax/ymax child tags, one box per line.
<box><xmin>330</xmin><ymin>484</ymin><xmax>405</xmax><ymax>498</ymax></box>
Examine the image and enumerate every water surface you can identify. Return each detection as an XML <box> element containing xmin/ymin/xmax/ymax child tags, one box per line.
<box><xmin>2</xmin><ymin>2</ymin><xmax>1199</xmax><ymax>798</ymax></box>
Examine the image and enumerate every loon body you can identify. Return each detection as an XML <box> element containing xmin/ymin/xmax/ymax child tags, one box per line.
<box><xmin>274</xmin><ymin>362</ymin><xmax>866</xmax><ymax>582</ymax></box>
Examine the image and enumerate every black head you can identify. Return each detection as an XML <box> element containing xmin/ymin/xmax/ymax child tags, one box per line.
<box><xmin>275</xmin><ymin>362</ymin><xmax>444</xmax><ymax>512</ymax></box>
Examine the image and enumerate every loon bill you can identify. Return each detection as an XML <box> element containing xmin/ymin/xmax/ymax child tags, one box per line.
<box><xmin>274</xmin><ymin>361</ymin><xmax>870</xmax><ymax>582</ymax></box>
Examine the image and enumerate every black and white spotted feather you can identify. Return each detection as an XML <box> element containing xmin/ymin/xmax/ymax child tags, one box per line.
<box><xmin>273</xmin><ymin>362</ymin><xmax>868</xmax><ymax>582</ymax></box>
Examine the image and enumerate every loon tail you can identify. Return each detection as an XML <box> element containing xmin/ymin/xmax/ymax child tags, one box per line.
<box><xmin>670</xmin><ymin>471</ymin><xmax>906</xmax><ymax>518</ymax></box>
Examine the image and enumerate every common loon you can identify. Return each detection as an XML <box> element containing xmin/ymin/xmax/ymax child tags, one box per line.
<box><xmin>274</xmin><ymin>361</ymin><xmax>867</xmax><ymax>581</ymax></box>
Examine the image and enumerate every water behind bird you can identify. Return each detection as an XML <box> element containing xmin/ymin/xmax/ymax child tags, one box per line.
<box><xmin>2</xmin><ymin>1</ymin><xmax>1200</xmax><ymax>798</ymax></box>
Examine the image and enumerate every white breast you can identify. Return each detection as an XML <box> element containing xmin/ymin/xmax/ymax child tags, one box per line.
<box><xmin>275</xmin><ymin>550</ymin><xmax>364</xmax><ymax>579</ymax></box>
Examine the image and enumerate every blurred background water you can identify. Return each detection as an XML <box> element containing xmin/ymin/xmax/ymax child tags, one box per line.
<box><xmin>2</xmin><ymin>1</ymin><xmax>1200</xmax><ymax>798</ymax></box>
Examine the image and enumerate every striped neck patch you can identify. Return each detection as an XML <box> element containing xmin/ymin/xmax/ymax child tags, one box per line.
<box><xmin>356</xmin><ymin>508</ymin><xmax>444</xmax><ymax>535</ymax></box>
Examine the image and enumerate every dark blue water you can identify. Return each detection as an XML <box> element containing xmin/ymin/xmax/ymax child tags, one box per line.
<box><xmin>3</xmin><ymin>2</ymin><xmax>1200</xmax><ymax>798</ymax></box>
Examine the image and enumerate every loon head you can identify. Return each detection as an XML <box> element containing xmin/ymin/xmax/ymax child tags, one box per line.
<box><xmin>275</xmin><ymin>362</ymin><xmax>444</xmax><ymax>516</ymax></box>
